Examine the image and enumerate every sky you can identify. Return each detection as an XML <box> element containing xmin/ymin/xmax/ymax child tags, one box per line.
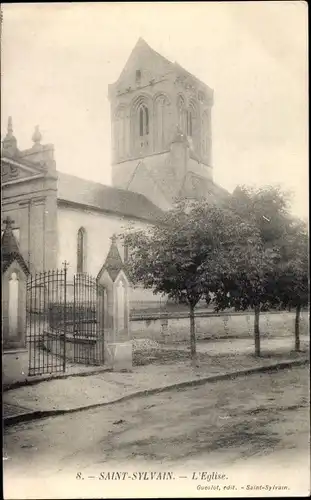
<box><xmin>1</xmin><ymin>2</ymin><xmax>308</xmax><ymax>217</ymax></box>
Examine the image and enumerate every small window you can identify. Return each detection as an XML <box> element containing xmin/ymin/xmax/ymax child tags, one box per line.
<box><xmin>139</xmin><ymin>108</ymin><xmax>144</xmax><ymax>136</ymax></box>
<box><xmin>136</xmin><ymin>70</ymin><xmax>141</xmax><ymax>82</ymax></box>
<box><xmin>139</xmin><ymin>105</ymin><xmax>149</xmax><ymax>137</ymax></box>
<box><xmin>145</xmin><ymin>107</ymin><xmax>149</xmax><ymax>134</ymax></box>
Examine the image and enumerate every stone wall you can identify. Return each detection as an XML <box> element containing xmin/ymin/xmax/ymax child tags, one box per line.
<box><xmin>130</xmin><ymin>310</ymin><xmax>309</xmax><ymax>343</ymax></box>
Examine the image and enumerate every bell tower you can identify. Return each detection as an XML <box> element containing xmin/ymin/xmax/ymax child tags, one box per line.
<box><xmin>108</xmin><ymin>38</ymin><xmax>214</xmax><ymax>210</ymax></box>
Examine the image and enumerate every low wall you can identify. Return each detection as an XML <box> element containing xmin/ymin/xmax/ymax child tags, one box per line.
<box><xmin>130</xmin><ymin>310</ymin><xmax>309</xmax><ymax>343</ymax></box>
<box><xmin>43</xmin><ymin>331</ymin><xmax>104</xmax><ymax>365</ymax></box>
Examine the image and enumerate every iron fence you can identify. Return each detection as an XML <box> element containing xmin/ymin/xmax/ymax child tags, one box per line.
<box><xmin>26</xmin><ymin>265</ymin><xmax>105</xmax><ymax>376</ymax></box>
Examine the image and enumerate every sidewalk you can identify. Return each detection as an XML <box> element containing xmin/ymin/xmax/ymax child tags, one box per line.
<box><xmin>2</xmin><ymin>349</ymin><xmax>109</xmax><ymax>390</ymax></box>
<box><xmin>3</xmin><ymin>348</ymin><xmax>309</xmax><ymax>426</ymax></box>
<box><xmin>4</xmin><ymin>335</ymin><xmax>308</xmax><ymax>390</ymax></box>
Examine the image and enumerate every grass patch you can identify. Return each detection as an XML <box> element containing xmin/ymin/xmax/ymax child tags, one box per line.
<box><xmin>133</xmin><ymin>348</ymin><xmax>196</xmax><ymax>366</ymax></box>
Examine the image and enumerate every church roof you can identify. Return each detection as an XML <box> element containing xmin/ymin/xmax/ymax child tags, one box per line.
<box><xmin>1</xmin><ymin>217</ymin><xmax>29</xmax><ymax>275</ymax></box>
<box><xmin>136</xmin><ymin>37</ymin><xmax>174</xmax><ymax>70</ymax></box>
<box><xmin>111</xmin><ymin>37</ymin><xmax>213</xmax><ymax>95</ymax></box>
<box><xmin>145</xmin><ymin>38</ymin><xmax>212</xmax><ymax>92</ymax></box>
<box><xmin>57</xmin><ymin>172</ymin><xmax>164</xmax><ymax>223</ymax></box>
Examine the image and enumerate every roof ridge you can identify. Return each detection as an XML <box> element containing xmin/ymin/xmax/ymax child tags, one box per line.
<box><xmin>56</xmin><ymin>170</ymin><xmax>164</xmax><ymax>222</ymax></box>
<box><xmin>57</xmin><ymin>170</ymin><xmax>162</xmax><ymax>206</ymax></box>
<box><xmin>140</xmin><ymin>39</ymin><xmax>212</xmax><ymax>91</ymax></box>
<box><xmin>173</xmin><ymin>61</ymin><xmax>213</xmax><ymax>91</ymax></box>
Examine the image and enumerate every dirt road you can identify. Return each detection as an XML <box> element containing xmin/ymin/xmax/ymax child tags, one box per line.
<box><xmin>4</xmin><ymin>366</ymin><xmax>310</xmax><ymax>498</ymax></box>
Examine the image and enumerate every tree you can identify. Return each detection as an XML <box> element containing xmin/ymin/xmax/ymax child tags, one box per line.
<box><xmin>227</xmin><ymin>184</ymin><xmax>293</xmax><ymax>249</ymax></box>
<box><xmin>274</xmin><ymin>218</ymin><xmax>309</xmax><ymax>351</ymax></box>
<box><xmin>212</xmin><ymin>237</ymin><xmax>279</xmax><ymax>357</ymax></box>
<box><xmin>218</xmin><ymin>185</ymin><xmax>294</xmax><ymax>356</ymax></box>
<box><xmin>121</xmin><ymin>198</ymin><xmax>257</xmax><ymax>364</ymax></box>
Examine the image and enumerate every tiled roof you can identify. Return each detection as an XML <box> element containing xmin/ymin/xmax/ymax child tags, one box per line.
<box><xmin>57</xmin><ymin>172</ymin><xmax>164</xmax><ymax>223</ymax></box>
<box><xmin>103</xmin><ymin>237</ymin><xmax>124</xmax><ymax>282</ymax></box>
<box><xmin>1</xmin><ymin>221</ymin><xmax>29</xmax><ymax>275</ymax></box>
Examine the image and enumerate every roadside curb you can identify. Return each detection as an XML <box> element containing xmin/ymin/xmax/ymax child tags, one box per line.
<box><xmin>4</xmin><ymin>358</ymin><xmax>309</xmax><ymax>428</ymax></box>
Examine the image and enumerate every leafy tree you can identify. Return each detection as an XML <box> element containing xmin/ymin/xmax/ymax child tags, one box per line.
<box><xmin>121</xmin><ymin>198</ymin><xmax>257</xmax><ymax>364</ymax></box>
<box><xmin>227</xmin><ymin>184</ymin><xmax>293</xmax><ymax>249</ymax></box>
<box><xmin>212</xmin><ymin>237</ymin><xmax>280</xmax><ymax>356</ymax></box>
<box><xmin>274</xmin><ymin>218</ymin><xmax>309</xmax><ymax>351</ymax></box>
<box><xmin>218</xmin><ymin>185</ymin><xmax>294</xmax><ymax>356</ymax></box>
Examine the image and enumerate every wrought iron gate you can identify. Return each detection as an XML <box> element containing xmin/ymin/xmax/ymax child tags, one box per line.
<box><xmin>26</xmin><ymin>264</ymin><xmax>105</xmax><ymax>376</ymax></box>
<box><xmin>71</xmin><ymin>273</ymin><xmax>105</xmax><ymax>365</ymax></box>
<box><xmin>26</xmin><ymin>265</ymin><xmax>68</xmax><ymax>376</ymax></box>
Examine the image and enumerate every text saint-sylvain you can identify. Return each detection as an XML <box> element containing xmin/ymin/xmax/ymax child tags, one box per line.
<box><xmin>99</xmin><ymin>472</ymin><xmax>174</xmax><ymax>480</ymax></box>
<box><xmin>246</xmin><ymin>485</ymin><xmax>289</xmax><ymax>491</ymax></box>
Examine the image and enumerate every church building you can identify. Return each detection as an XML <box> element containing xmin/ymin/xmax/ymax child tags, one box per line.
<box><xmin>1</xmin><ymin>38</ymin><xmax>226</xmax><ymax>309</ymax></box>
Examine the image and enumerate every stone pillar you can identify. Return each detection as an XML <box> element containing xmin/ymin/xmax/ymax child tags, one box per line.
<box><xmin>29</xmin><ymin>198</ymin><xmax>45</xmax><ymax>271</ymax></box>
<box><xmin>109</xmin><ymin>272</ymin><xmax>131</xmax><ymax>371</ymax></box>
<box><xmin>43</xmin><ymin>182</ymin><xmax>58</xmax><ymax>271</ymax></box>
<box><xmin>97</xmin><ymin>236</ymin><xmax>132</xmax><ymax>371</ymax></box>
<box><xmin>2</xmin><ymin>215</ymin><xmax>30</xmax><ymax>351</ymax></box>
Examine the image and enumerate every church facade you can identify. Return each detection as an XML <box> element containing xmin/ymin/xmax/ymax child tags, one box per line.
<box><xmin>1</xmin><ymin>38</ymin><xmax>226</xmax><ymax>310</ymax></box>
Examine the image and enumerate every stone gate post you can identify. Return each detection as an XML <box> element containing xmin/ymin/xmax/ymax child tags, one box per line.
<box><xmin>2</xmin><ymin>216</ymin><xmax>30</xmax><ymax>350</ymax></box>
<box><xmin>97</xmin><ymin>235</ymin><xmax>132</xmax><ymax>371</ymax></box>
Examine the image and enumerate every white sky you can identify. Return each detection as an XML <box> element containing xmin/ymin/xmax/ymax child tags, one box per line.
<box><xmin>1</xmin><ymin>2</ymin><xmax>308</xmax><ymax>217</ymax></box>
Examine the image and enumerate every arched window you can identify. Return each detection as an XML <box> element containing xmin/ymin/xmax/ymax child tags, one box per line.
<box><xmin>77</xmin><ymin>227</ymin><xmax>86</xmax><ymax>273</ymax></box>
<box><xmin>131</xmin><ymin>96</ymin><xmax>151</xmax><ymax>154</ymax></box>
<box><xmin>139</xmin><ymin>105</ymin><xmax>149</xmax><ymax>137</ymax></box>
